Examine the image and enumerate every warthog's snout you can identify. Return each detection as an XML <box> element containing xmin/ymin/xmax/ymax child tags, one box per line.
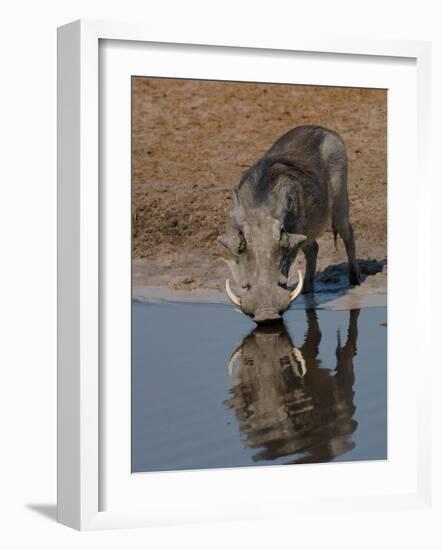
<box><xmin>251</xmin><ymin>310</ymin><xmax>282</xmax><ymax>324</ymax></box>
<box><xmin>241</xmin><ymin>288</ymin><xmax>288</xmax><ymax>324</ymax></box>
<box><xmin>225</xmin><ymin>270</ymin><xmax>304</xmax><ymax>324</ymax></box>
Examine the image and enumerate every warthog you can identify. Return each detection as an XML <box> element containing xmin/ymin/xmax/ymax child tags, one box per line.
<box><xmin>218</xmin><ymin>125</ymin><xmax>361</xmax><ymax>323</ymax></box>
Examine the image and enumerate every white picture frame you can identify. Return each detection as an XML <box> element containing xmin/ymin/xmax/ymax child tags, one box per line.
<box><xmin>57</xmin><ymin>19</ymin><xmax>433</xmax><ymax>531</ymax></box>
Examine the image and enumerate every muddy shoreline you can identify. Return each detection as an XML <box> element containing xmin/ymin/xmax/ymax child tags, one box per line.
<box><xmin>133</xmin><ymin>285</ymin><xmax>386</xmax><ymax>311</ymax></box>
<box><xmin>133</xmin><ymin>261</ymin><xmax>386</xmax><ymax>312</ymax></box>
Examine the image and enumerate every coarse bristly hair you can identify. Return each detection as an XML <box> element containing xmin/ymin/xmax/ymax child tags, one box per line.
<box><xmin>239</xmin><ymin>156</ymin><xmax>317</xmax><ymax>207</ymax></box>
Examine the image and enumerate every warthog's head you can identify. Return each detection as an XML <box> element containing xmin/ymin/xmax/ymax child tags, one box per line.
<box><xmin>217</xmin><ymin>190</ymin><xmax>306</xmax><ymax>324</ymax></box>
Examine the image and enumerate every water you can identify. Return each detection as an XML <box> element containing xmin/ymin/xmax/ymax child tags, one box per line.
<box><xmin>132</xmin><ymin>301</ymin><xmax>387</xmax><ymax>472</ymax></box>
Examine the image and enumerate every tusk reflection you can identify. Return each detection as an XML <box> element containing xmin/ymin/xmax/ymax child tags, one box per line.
<box><xmin>227</xmin><ymin>349</ymin><xmax>242</xmax><ymax>376</ymax></box>
<box><xmin>292</xmin><ymin>346</ymin><xmax>307</xmax><ymax>377</ymax></box>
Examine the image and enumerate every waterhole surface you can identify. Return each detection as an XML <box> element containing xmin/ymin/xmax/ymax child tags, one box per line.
<box><xmin>132</xmin><ymin>302</ymin><xmax>387</xmax><ymax>472</ymax></box>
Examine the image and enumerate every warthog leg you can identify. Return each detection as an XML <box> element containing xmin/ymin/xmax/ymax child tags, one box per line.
<box><xmin>302</xmin><ymin>240</ymin><xmax>319</xmax><ymax>294</ymax></box>
<box><xmin>341</xmin><ymin>223</ymin><xmax>361</xmax><ymax>285</ymax></box>
<box><xmin>327</xmin><ymin>152</ymin><xmax>361</xmax><ymax>287</ymax></box>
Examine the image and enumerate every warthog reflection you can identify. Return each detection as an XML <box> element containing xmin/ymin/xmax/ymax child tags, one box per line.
<box><xmin>224</xmin><ymin>309</ymin><xmax>360</xmax><ymax>464</ymax></box>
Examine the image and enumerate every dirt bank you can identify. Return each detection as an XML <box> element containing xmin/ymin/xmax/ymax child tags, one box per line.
<box><xmin>132</xmin><ymin>77</ymin><xmax>387</xmax><ymax>292</ymax></box>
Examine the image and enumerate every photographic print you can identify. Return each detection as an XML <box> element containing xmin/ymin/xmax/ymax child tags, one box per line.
<box><xmin>131</xmin><ymin>77</ymin><xmax>387</xmax><ymax>472</ymax></box>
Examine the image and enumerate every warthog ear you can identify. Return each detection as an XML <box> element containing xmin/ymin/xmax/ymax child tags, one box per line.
<box><xmin>284</xmin><ymin>232</ymin><xmax>307</xmax><ymax>248</ymax></box>
<box><xmin>231</xmin><ymin>190</ymin><xmax>245</xmax><ymax>227</ymax></box>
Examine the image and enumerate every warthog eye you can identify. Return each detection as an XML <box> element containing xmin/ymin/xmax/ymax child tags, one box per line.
<box><xmin>280</xmin><ymin>230</ymin><xmax>290</xmax><ymax>250</ymax></box>
<box><xmin>238</xmin><ymin>231</ymin><xmax>246</xmax><ymax>253</ymax></box>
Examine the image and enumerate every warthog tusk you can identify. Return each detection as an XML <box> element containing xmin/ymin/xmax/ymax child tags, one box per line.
<box><xmin>289</xmin><ymin>270</ymin><xmax>304</xmax><ymax>302</ymax></box>
<box><xmin>292</xmin><ymin>347</ymin><xmax>307</xmax><ymax>377</ymax></box>
<box><xmin>225</xmin><ymin>279</ymin><xmax>241</xmax><ymax>306</ymax></box>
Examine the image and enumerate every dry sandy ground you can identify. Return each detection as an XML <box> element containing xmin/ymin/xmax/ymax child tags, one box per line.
<box><xmin>132</xmin><ymin>77</ymin><xmax>387</xmax><ymax>297</ymax></box>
